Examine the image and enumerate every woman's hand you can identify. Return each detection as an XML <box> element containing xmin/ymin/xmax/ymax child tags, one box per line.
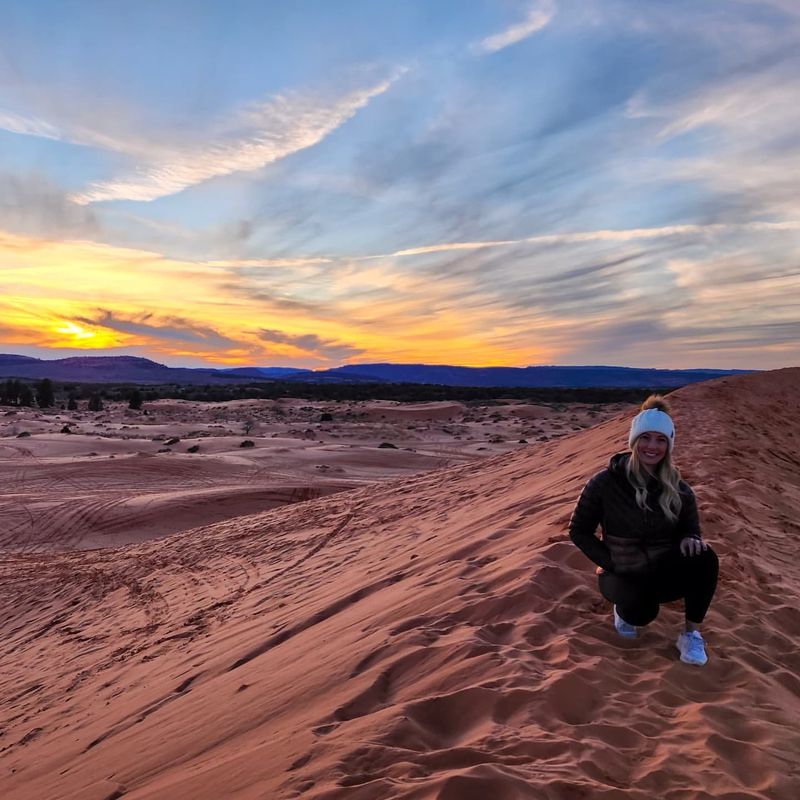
<box><xmin>680</xmin><ymin>537</ymin><xmax>708</xmax><ymax>557</ymax></box>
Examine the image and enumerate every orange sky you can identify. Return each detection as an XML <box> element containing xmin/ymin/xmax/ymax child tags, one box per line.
<box><xmin>0</xmin><ymin>232</ymin><xmax>554</xmax><ymax>368</ymax></box>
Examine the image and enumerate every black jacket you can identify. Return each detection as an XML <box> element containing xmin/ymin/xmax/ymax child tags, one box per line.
<box><xmin>569</xmin><ymin>453</ymin><xmax>702</xmax><ymax>576</ymax></box>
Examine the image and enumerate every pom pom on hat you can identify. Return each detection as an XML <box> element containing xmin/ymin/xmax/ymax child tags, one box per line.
<box><xmin>628</xmin><ymin>395</ymin><xmax>675</xmax><ymax>451</ymax></box>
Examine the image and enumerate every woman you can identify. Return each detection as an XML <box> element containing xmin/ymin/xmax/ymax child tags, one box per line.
<box><xmin>569</xmin><ymin>395</ymin><xmax>718</xmax><ymax>665</ymax></box>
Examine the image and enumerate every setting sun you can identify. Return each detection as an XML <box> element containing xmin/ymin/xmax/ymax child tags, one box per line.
<box><xmin>54</xmin><ymin>322</ymin><xmax>95</xmax><ymax>340</ymax></box>
<box><xmin>51</xmin><ymin>320</ymin><xmax>118</xmax><ymax>349</ymax></box>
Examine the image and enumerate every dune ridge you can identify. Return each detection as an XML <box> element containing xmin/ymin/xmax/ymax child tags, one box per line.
<box><xmin>1</xmin><ymin>369</ymin><xmax>799</xmax><ymax>799</ymax></box>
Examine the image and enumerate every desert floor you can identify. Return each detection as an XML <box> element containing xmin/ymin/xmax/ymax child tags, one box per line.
<box><xmin>1</xmin><ymin>377</ymin><xmax>799</xmax><ymax>800</ymax></box>
<box><xmin>0</xmin><ymin>396</ymin><xmax>628</xmax><ymax>551</ymax></box>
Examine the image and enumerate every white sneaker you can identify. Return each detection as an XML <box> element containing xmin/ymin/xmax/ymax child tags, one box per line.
<box><xmin>613</xmin><ymin>605</ymin><xmax>637</xmax><ymax>638</ymax></box>
<box><xmin>676</xmin><ymin>630</ymin><xmax>708</xmax><ymax>665</ymax></box>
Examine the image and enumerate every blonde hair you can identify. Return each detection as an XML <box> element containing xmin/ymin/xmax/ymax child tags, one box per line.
<box><xmin>626</xmin><ymin>394</ymin><xmax>683</xmax><ymax>522</ymax></box>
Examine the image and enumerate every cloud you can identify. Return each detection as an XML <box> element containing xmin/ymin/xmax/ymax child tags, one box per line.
<box><xmin>379</xmin><ymin>239</ymin><xmax>517</xmax><ymax>258</ymax></box>
<box><xmin>216</xmin><ymin>285</ymin><xmax>325</xmax><ymax>315</ymax></box>
<box><xmin>0</xmin><ymin>171</ymin><xmax>100</xmax><ymax>239</ymax></box>
<box><xmin>364</xmin><ymin>221</ymin><xmax>800</xmax><ymax>260</ymax></box>
<box><xmin>69</xmin><ymin>73</ymin><xmax>403</xmax><ymax>205</ymax></box>
<box><xmin>623</xmin><ymin>45</ymin><xmax>800</xmax><ymax>219</ymax></box>
<box><xmin>638</xmin><ymin>68</ymin><xmax>800</xmax><ymax>145</ymax></box>
<box><xmin>475</xmin><ymin>0</ymin><xmax>555</xmax><ymax>54</ymax></box>
<box><xmin>0</xmin><ymin>106</ymin><xmax>157</xmax><ymax>159</ymax></box>
<box><xmin>0</xmin><ymin>110</ymin><xmax>62</xmax><ymax>141</ymax></box>
<box><xmin>75</xmin><ymin>310</ymin><xmax>243</xmax><ymax>349</ymax></box>
<box><xmin>258</xmin><ymin>328</ymin><xmax>364</xmax><ymax>360</ymax></box>
<box><xmin>208</xmin><ymin>257</ymin><xmax>334</xmax><ymax>268</ymax></box>
<box><xmin>652</xmin><ymin>250</ymin><xmax>800</xmax><ymax>364</ymax></box>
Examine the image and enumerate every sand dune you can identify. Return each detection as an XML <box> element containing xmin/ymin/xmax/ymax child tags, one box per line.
<box><xmin>0</xmin><ymin>398</ymin><xmax>624</xmax><ymax>552</ymax></box>
<box><xmin>359</xmin><ymin>402</ymin><xmax>466</xmax><ymax>422</ymax></box>
<box><xmin>1</xmin><ymin>371</ymin><xmax>799</xmax><ymax>798</ymax></box>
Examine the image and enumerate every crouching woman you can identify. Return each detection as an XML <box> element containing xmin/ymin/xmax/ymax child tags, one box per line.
<box><xmin>569</xmin><ymin>395</ymin><xmax>719</xmax><ymax>665</ymax></box>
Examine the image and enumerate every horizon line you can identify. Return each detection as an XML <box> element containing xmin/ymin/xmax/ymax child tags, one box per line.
<box><xmin>0</xmin><ymin>351</ymin><xmax>758</xmax><ymax>374</ymax></box>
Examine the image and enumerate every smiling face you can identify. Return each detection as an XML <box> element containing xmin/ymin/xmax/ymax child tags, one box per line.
<box><xmin>635</xmin><ymin>431</ymin><xmax>670</xmax><ymax>471</ymax></box>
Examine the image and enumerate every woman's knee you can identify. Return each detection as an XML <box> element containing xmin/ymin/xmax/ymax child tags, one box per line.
<box><xmin>618</xmin><ymin>602</ymin><xmax>659</xmax><ymax>627</ymax></box>
<box><xmin>695</xmin><ymin>545</ymin><xmax>719</xmax><ymax>576</ymax></box>
<box><xmin>598</xmin><ymin>572</ymin><xmax>659</xmax><ymax>626</ymax></box>
<box><xmin>701</xmin><ymin>543</ymin><xmax>718</xmax><ymax>561</ymax></box>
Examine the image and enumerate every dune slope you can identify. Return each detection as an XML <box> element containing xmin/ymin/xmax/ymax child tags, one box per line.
<box><xmin>1</xmin><ymin>369</ymin><xmax>799</xmax><ymax>799</ymax></box>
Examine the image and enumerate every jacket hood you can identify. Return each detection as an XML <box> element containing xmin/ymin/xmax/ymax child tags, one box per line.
<box><xmin>608</xmin><ymin>452</ymin><xmax>630</xmax><ymax>475</ymax></box>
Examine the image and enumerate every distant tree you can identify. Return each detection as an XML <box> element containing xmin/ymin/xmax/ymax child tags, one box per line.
<box><xmin>18</xmin><ymin>384</ymin><xmax>34</xmax><ymax>407</ymax></box>
<box><xmin>67</xmin><ymin>395</ymin><xmax>78</xmax><ymax>411</ymax></box>
<box><xmin>242</xmin><ymin>418</ymin><xmax>255</xmax><ymax>435</ymax></box>
<box><xmin>87</xmin><ymin>393</ymin><xmax>104</xmax><ymax>412</ymax></box>
<box><xmin>128</xmin><ymin>389</ymin><xmax>143</xmax><ymax>410</ymax></box>
<box><xmin>2</xmin><ymin>379</ymin><xmax>21</xmax><ymax>405</ymax></box>
<box><xmin>36</xmin><ymin>378</ymin><xmax>55</xmax><ymax>408</ymax></box>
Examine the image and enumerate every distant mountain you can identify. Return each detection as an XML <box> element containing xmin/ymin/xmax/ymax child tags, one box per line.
<box><xmin>0</xmin><ymin>354</ymin><xmax>750</xmax><ymax>388</ymax></box>
<box><xmin>0</xmin><ymin>355</ymin><xmax>253</xmax><ymax>385</ymax></box>
<box><xmin>290</xmin><ymin>363</ymin><xmax>751</xmax><ymax>389</ymax></box>
<box><xmin>0</xmin><ymin>354</ymin><xmax>40</xmax><ymax>364</ymax></box>
<box><xmin>283</xmin><ymin>367</ymin><xmax>393</xmax><ymax>384</ymax></box>
<box><xmin>220</xmin><ymin>367</ymin><xmax>310</xmax><ymax>379</ymax></box>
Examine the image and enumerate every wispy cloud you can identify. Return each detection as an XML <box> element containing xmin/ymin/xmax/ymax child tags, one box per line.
<box><xmin>0</xmin><ymin>110</ymin><xmax>62</xmax><ymax>141</ymax></box>
<box><xmin>258</xmin><ymin>328</ymin><xmax>364</xmax><ymax>360</ymax></box>
<box><xmin>207</xmin><ymin>257</ymin><xmax>334</xmax><ymax>268</ymax></box>
<box><xmin>68</xmin><ymin>74</ymin><xmax>403</xmax><ymax>205</ymax></box>
<box><xmin>666</xmin><ymin>255</ymin><xmax>800</xmax><ymax>328</ymax></box>
<box><xmin>623</xmin><ymin>44</ymin><xmax>800</xmax><ymax>219</ymax></box>
<box><xmin>629</xmin><ymin>69</ymin><xmax>800</xmax><ymax>146</ymax></box>
<box><xmin>0</xmin><ymin>106</ymin><xmax>158</xmax><ymax>159</ymax></box>
<box><xmin>475</xmin><ymin>0</ymin><xmax>555</xmax><ymax>54</ymax></box>
<box><xmin>363</xmin><ymin>221</ymin><xmax>800</xmax><ymax>260</ymax></box>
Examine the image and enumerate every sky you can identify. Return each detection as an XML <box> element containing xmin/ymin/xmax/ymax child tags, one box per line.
<box><xmin>1</xmin><ymin>0</ymin><xmax>799</xmax><ymax>370</ymax></box>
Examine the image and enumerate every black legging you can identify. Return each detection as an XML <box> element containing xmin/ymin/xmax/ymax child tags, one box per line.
<box><xmin>598</xmin><ymin>546</ymin><xmax>719</xmax><ymax>626</ymax></box>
